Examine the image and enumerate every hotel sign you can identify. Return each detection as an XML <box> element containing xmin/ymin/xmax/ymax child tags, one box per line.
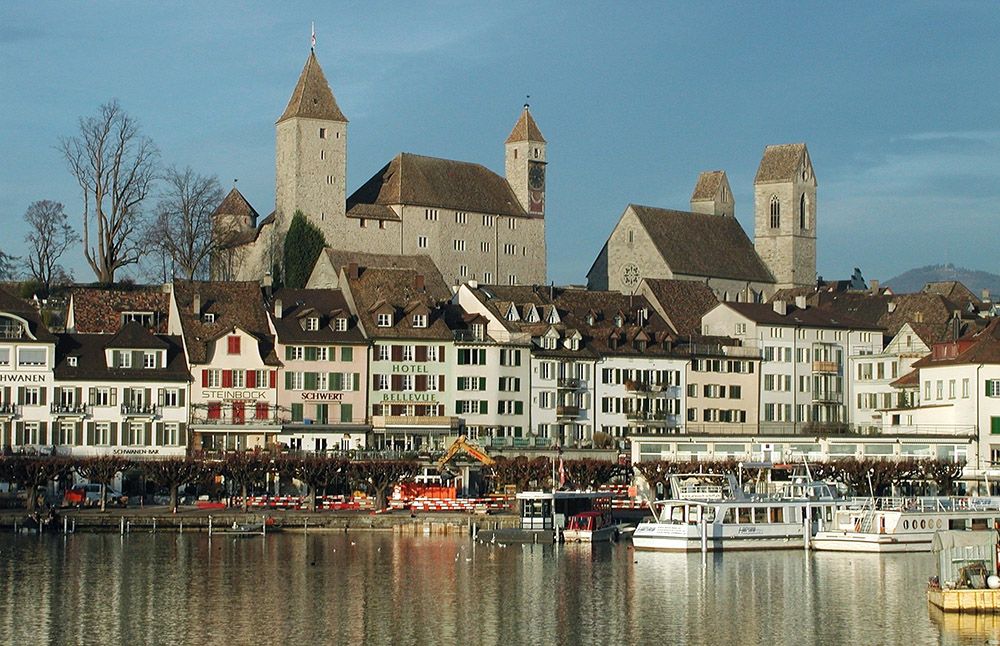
<box><xmin>380</xmin><ymin>392</ymin><xmax>439</xmax><ymax>403</ymax></box>
<box><xmin>0</xmin><ymin>373</ymin><xmax>48</xmax><ymax>383</ymax></box>
<box><xmin>201</xmin><ymin>389</ymin><xmax>269</xmax><ymax>401</ymax></box>
<box><xmin>301</xmin><ymin>392</ymin><xmax>344</xmax><ymax>402</ymax></box>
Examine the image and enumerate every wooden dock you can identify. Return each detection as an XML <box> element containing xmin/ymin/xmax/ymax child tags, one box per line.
<box><xmin>928</xmin><ymin>586</ymin><xmax>1000</xmax><ymax>613</ymax></box>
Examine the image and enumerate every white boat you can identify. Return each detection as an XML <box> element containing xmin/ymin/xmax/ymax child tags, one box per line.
<box><xmin>631</xmin><ymin>472</ymin><xmax>841</xmax><ymax>552</ymax></box>
<box><xmin>812</xmin><ymin>496</ymin><xmax>1000</xmax><ymax>553</ymax></box>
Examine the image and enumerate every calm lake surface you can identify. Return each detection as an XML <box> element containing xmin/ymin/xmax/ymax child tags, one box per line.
<box><xmin>0</xmin><ymin>531</ymin><xmax>994</xmax><ymax>645</ymax></box>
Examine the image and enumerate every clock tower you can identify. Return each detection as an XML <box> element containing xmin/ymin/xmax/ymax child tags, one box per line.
<box><xmin>505</xmin><ymin>104</ymin><xmax>546</xmax><ymax>217</ymax></box>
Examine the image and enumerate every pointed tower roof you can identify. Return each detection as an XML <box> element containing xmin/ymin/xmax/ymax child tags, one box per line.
<box><xmin>505</xmin><ymin>105</ymin><xmax>546</xmax><ymax>144</ymax></box>
<box><xmin>212</xmin><ymin>188</ymin><xmax>260</xmax><ymax>220</ymax></box>
<box><xmin>278</xmin><ymin>51</ymin><xmax>347</xmax><ymax>124</ymax></box>
<box><xmin>691</xmin><ymin>171</ymin><xmax>727</xmax><ymax>201</ymax></box>
<box><xmin>754</xmin><ymin>143</ymin><xmax>809</xmax><ymax>183</ymax></box>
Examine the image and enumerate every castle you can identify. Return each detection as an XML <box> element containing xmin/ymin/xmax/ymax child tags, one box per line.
<box><xmin>212</xmin><ymin>50</ymin><xmax>548</xmax><ymax>288</ymax></box>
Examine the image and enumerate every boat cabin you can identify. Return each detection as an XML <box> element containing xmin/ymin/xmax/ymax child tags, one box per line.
<box><xmin>516</xmin><ymin>491</ymin><xmax>611</xmax><ymax>531</ymax></box>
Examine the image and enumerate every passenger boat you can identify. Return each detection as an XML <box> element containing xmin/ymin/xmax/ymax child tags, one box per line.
<box><xmin>631</xmin><ymin>472</ymin><xmax>841</xmax><ymax>552</ymax></box>
<box><xmin>563</xmin><ymin>507</ymin><xmax>620</xmax><ymax>543</ymax></box>
<box><xmin>812</xmin><ymin>496</ymin><xmax>1000</xmax><ymax>553</ymax></box>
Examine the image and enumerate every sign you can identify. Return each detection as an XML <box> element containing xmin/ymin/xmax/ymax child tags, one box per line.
<box><xmin>201</xmin><ymin>389</ymin><xmax>268</xmax><ymax>401</ymax></box>
<box><xmin>301</xmin><ymin>392</ymin><xmax>344</xmax><ymax>402</ymax></box>
<box><xmin>381</xmin><ymin>392</ymin><xmax>438</xmax><ymax>403</ymax></box>
<box><xmin>391</xmin><ymin>363</ymin><xmax>430</xmax><ymax>374</ymax></box>
<box><xmin>113</xmin><ymin>448</ymin><xmax>161</xmax><ymax>456</ymax></box>
<box><xmin>0</xmin><ymin>373</ymin><xmax>48</xmax><ymax>383</ymax></box>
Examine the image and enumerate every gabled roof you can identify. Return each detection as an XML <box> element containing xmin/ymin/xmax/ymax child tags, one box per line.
<box><xmin>212</xmin><ymin>187</ymin><xmax>260</xmax><ymax>221</ymax></box>
<box><xmin>630</xmin><ymin>205</ymin><xmax>775</xmax><ymax>283</ymax></box>
<box><xmin>105</xmin><ymin>321</ymin><xmax>170</xmax><ymax>350</ymax></box>
<box><xmin>347</xmin><ymin>153</ymin><xmax>528</xmax><ymax>218</ymax></box>
<box><xmin>505</xmin><ymin>106</ymin><xmax>546</xmax><ymax>144</ymax></box>
<box><xmin>345</xmin><ymin>266</ymin><xmax>452</xmax><ymax>339</ymax></box>
<box><xmin>641</xmin><ymin>278</ymin><xmax>720</xmax><ymax>337</ymax></box>
<box><xmin>690</xmin><ymin>171</ymin><xmax>725</xmax><ymax>201</ymax></box>
<box><xmin>278</xmin><ymin>50</ymin><xmax>347</xmax><ymax>123</ymax></box>
<box><xmin>54</xmin><ymin>333</ymin><xmax>189</xmax><ymax>382</ymax></box>
<box><xmin>754</xmin><ymin>143</ymin><xmax>809</xmax><ymax>183</ymax></box>
<box><xmin>173</xmin><ymin>280</ymin><xmax>277</xmax><ymax>365</ymax></box>
<box><xmin>269</xmin><ymin>288</ymin><xmax>365</xmax><ymax>345</ymax></box>
<box><xmin>922</xmin><ymin>281</ymin><xmax>982</xmax><ymax>308</ymax></box>
<box><xmin>719</xmin><ymin>302</ymin><xmax>880</xmax><ymax>330</ymax></box>
<box><xmin>0</xmin><ymin>287</ymin><xmax>54</xmax><ymax>342</ymax></box>
<box><xmin>68</xmin><ymin>286</ymin><xmax>169</xmax><ymax>334</ymax></box>
<box><xmin>912</xmin><ymin>318</ymin><xmax>1000</xmax><ymax>367</ymax></box>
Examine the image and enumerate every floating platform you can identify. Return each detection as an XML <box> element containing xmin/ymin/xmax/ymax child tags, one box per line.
<box><xmin>928</xmin><ymin>586</ymin><xmax>1000</xmax><ymax>613</ymax></box>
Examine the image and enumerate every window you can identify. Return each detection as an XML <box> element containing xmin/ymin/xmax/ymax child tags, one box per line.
<box><xmin>412</xmin><ymin>314</ymin><xmax>427</xmax><ymax>328</ymax></box>
<box><xmin>499</xmin><ymin>349</ymin><xmax>521</xmax><ymax>367</ymax></box>
<box><xmin>499</xmin><ymin>377</ymin><xmax>521</xmax><ymax>392</ymax></box>
<box><xmin>769</xmin><ymin>195</ymin><xmax>780</xmax><ymax>228</ymax></box>
<box><xmin>426</xmin><ymin>346</ymin><xmax>439</xmax><ymax>362</ymax></box>
<box><xmin>483</xmin><ymin>215</ymin><xmax>495</xmax><ymax>227</ymax></box>
<box><xmin>377</xmin><ymin>374</ymin><xmax>390</xmax><ymax>391</ymax></box>
<box><xmin>326</xmin><ymin>175</ymin><xmax>334</xmax><ymax>185</ymax></box>
<box><xmin>377</xmin><ymin>345</ymin><xmax>391</xmax><ymax>361</ymax></box>
<box><xmin>504</xmin><ymin>244</ymin><xmax>516</xmax><ymax>255</ymax></box>
<box><xmin>377</xmin><ymin>313</ymin><xmax>393</xmax><ymax>327</ymax></box>
<box><xmin>735</xmin><ymin>323</ymin><xmax>746</xmax><ymax>335</ymax></box>
<box><xmin>963</xmin><ymin>379</ymin><xmax>970</xmax><ymax>398</ymax></box>
<box><xmin>508</xmin><ymin>274</ymin><xmax>517</xmax><ymax>285</ymax></box>
<box><xmin>539</xmin><ymin>362</ymin><xmax>554</xmax><ymax>380</ymax></box>
<box><xmin>483</xmin><ymin>272</ymin><xmax>493</xmax><ymax>284</ymax></box>
<box><xmin>335</xmin><ymin>317</ymin><xmax>348</xmax><ymax>332</ymax></box>
<box><xmin>453</xmin><ymin>239</ymin><xmax>466</xmax><ymax>252</ymax></box>
<box><xmin>122</xmin><ymin>311</ymin><xmax>155</xmax><ymax>327</ymax></box>
<box><xmin>509</xmin><ymin>218</ymin><xmax>517</xmax><ymax>230</ymax></box>
<box><xmin>417</xmin><ymin>236</ymin><xmax>428</xmax><ymax>249</ymax></box>
<box><xmin>936</xmin><ymin>380</ymin><xmax>943</xmax><ymax>400</ymax></box>
<box><xmin>164</xmin><ymin>422</ymin><xmax>181</xmax><ymax>446</ymax></box>
<box><xmin>320</xmin><ymin>150</ymin><xmax>326</xmax><ymax>161</ymax></box>
<box><xmin>458</xmin><ymin>348</ymin><xmax>487</xmax><ymax>365</ymax></box>
<box><xmin>59</xmin><ymin>421</ymin><xmax>75</xmax><ymax>445</ymax></box>
<box><xmin>539</xmin><ymin>391</ymin><xmax>554</xmax><ymax>408</ymax></box>
<box><xmin>402</xmin><ymin>345</ymin><xmax>415</xmax><ymax>362</ymax></box>
<box><xmin>456</xmin><ymin>212</ymin><xmax>467</xmax><ymax>224</ymax></box>
<box><xmin>128</xmin><ymin>421</ymin><xmax>145</xmax><ymax>446</ymax></box>
<box><xmin>94</xmin><ymin>387</ymin><xmax>112</xmax><ymax>406</ymax></box>
<box><xmin>481</xmin><ymin>241</ymin><xmax>490</xmax><ymax>253</ymax></box>
<box><xmin>227</xmin><ymin>336</ymin><xmax>241</xmax><ymax>355</ymax></box>
<box><xmin>202</xmin><ymin>313</ymin><xmax>215</xmax><ymax>323</ymax></box>
<box><xmin>288</xmin><ymin>372</ymin><xmax>304</xmax><ymax>390</ymax></box>
<box><xmin>118</xmin><ymin>351</ymin><xmax>132</xmax><ymax>369</ymax></box>
<box><xmin>949</xmin><ymin>380</ymin><xmax>956</xmax><ymax>399</ymax></box>
<box><xmin>799</xmin><ymin>193</ymin><xmax>807</xmax><ymax>229</ymax></box>
<box><xmin>143</xmin><ymin>352</ymin><xmax>156</xmax><ymax>369</ymax></box>
<box><xmin>987</xmin><ymin>380</ymin><xmax>1000</xmax><ymax>398</ymax></box>
<box><xmin>424</xmin><ymin>209</ymin><xmax>438</xmax><ymax>221</ymax></box>
<box><xmin>162</xmin><ymin>389</ymin><xmax>179</xmax><ymax>407</ymax></box>
<box><xmin>319</xmin><ymin>127</ymin><xmax>327</xmax><ymax>139</ymax></box>
<box><xmin>16</xmin><ymin>347</ymin><xmax>46</xmax><ymax>367</ymax></box>
<box><xmin>95</xmin><ymin>422</ymin><xmax>111</xmax><ymax>446</ymax></box>
<box><xmin>232</xmin><ymin>369</ymin><xmax>245</xmax><ymax>388</ymax></box>
<box><xmin>306</xmin><ymin>317</ymin><xmax>320</xmax><ymax>331</ymax></box>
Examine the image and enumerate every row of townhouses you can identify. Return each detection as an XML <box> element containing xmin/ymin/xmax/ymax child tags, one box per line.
<box><xmin>3</xmin><ymin>262</ymin><xmax>999</xmax><ymax>471</ymax></box>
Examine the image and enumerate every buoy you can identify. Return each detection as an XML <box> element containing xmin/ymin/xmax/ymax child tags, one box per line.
<box><xmin>988</xmin><ymin>575</ymin><xmax>1000</xmax><ymax>590</ymax></box>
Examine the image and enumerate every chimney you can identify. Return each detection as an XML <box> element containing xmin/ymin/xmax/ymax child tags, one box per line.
<box><xmin>772</xmin><ymin>300</ymin><xmax>787</xmax><ymax>316</ymax></box>
<box><xmin>870</xmin><ymin>279</ymin><xmax>879</xmax><ymax>294</ymax></box>
<box><xmin>193</xmin><ymin>292</ymin><xmax>201</xmax><ymax>316</ymax></box>
<box><xmin>347</xmin><ymin>262</ymin><xmax>359</xmax><ymax>280</ymax></box>
<box><xmin>274</xmin><ymin>298</ymin><xmax>283</xmax><ymax>319</ymax></box>
<box><xmin>468</xmin><ymin>280</ymin><xmax>479</xmax><ymax>289</ymax></box>
<box><xmin>414</xmin><ymin>274</ymin><xmax>425</xmax><ymax>291</ymax></box>
<box><xmin>794</xmin><ymin>295</ymin><xmax>807</xmax><ymax>310</ymax></box>
<box><xmin>261</xmin><ymin>274</ymin><xmax>273</xmax><ymax>298</ymax></box>
<box><xmin>983</xmin><ymin>289</ymin><xmax>991</xmax><ymax>302</ymax></box>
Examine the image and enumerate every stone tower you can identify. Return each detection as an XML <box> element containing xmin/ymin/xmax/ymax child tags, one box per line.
<box><xmin>505</xmin><ymin>105</ymin><xmax>547</xmax><ymax>217</ymax></box>
<box><xmin>753</xmin><ymin>143</ymin><xmax>817</xmax><ymax>290</ymax></box>
<box><xmin>690</xmin><ymin>170</ymin><xmax>734</xmax><ymax>217</ymax></box>
<box><xmin>274</xmin><ymin>50</ymin><xmax>348</xmax><ymax>240</ymax></box>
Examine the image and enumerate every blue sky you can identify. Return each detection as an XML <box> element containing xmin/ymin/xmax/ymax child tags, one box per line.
<box><xmin>2</xmin><ymin>2</ymin><xmax>998</xmax><ymax>286</ymax></box>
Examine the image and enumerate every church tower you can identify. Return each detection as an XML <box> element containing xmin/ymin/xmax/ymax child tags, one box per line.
<box><xmin>753</xmin><ymin>143</ymin><xmax>817</xmax><ymax>290</ymax></box>
<box><xmin>505</xmin><ymin>105</ymin><xmax>546</xmax><ymax>217</ymax></box>
<box><xmin>274</xmin><ymin>50</ymin><xmax>348</xmax><ymax>240</ymax></box>
<box><xmin>690</xmin><ymin>170</ymin><xmax>734</xmax><ymax>217</ymax></box>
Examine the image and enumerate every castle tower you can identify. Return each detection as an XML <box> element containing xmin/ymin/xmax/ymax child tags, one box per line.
<box><xmin>753</xmin><ymin>143</ymin><xmax>817</xmax><ymax>290</ymax></box>
<box><xmin>690</xmin><ymin>170</ymin><xmax>734</xmax><ymax>217</ymax></box>
<box><xmin>505</xmin><ymin>105</ymin><xmax>546</xmax><ymax>217</ymax></box>
<box><xmin>274</xmin><ymin>50</ymin><xmax>348</xmax><ymax>239</ymax></box>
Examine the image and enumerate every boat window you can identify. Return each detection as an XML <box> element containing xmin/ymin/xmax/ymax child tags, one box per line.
<box><xmin>738</xmin><ymin>508</ymin><xmax>751</xmax><ymax>524</ymax></box>
<box><xmin>919</xmin><ymin>520</ymin><xmax>926</xmax><ymax>529</ymax></box>
<box><xmin>949</xmin><ymin>518</ymin><xmax>966</xmax><ymax>530</ymax></box>
<box><xmin>722</xmin><ymin>508</ymin><xmax>734</xmax><ymax>524</ymax></box>
<box><xmin>902</xmin><ymin>520</ymin><xmax>908</xmax><ymax>530</ymax></box>
<box><xmin>769</xmin><ymin>508</ymin><xmax>784</xmax><ymax>523</ymax></box>
<box><xmin>972</xmin><ymin>518</ymin><xmax>988</xmax><ymax>530</ymax></box>
<box><xmin>754</xmin><ymin>508</ymin><xmax>767</xmax><ymax>524</ymax></box>
<box><xmin>824</xmin><ymin>508</ymin><xmax>832</xmax><ymax>522</ymax></box>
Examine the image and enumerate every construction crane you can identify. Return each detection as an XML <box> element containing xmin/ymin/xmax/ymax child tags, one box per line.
<box><xmin>437</xmin><ymin>435</ymin><xmax>496</xmax><ymax>471</ymax></box>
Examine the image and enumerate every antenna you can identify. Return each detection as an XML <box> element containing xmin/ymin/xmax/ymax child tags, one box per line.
<box><xmin>524</xmin><ymin>95</ymin><xmax>530</xmax><ymax>110</ymax></box>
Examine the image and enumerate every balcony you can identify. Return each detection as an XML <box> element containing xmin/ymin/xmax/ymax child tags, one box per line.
<box><xmin>557</xmin><ymin>377</ymin><xmax>582</xmax><ymax>390</ymax></box>
<box><xmin>811</xmin><ymin>390</ymin><xmax>843</xmax><ymax>403</ymax></box>
<box><xmin>197</xmin><ymin>413</ymin><xmax>285</xmax><ymax>427</ymax></box>
<box><xmin>812</xmin><ymin>360</ymin><xmax>839</xmax><ymax>373</ymax></box>
<box><xmin>0</xmin><ymin>402</ymin><xmax>17</xmax><ymax>418</ymax></box>
<box><xmin>372</xmin><ymin>415</ymin><xmax>463</xmax><ymax>432</ymax></box>
<box><xmin>453</xmin><ymin>330</ymin><xmax>489</xmax><ymax>343</ymax></box>
<box><xmin>555</xmin><ymin>404</ymin><xmax>580</xmax><ymax>418</ymax></box>
<box><xmin>50</xmin><ymin>403</ymin><xmax>89</xmax><ymax>417</ymax></box>
<box><xmin>120</xmin><ymin>403</ymin><xmax>159</xmax><ymax>418</ymax></box>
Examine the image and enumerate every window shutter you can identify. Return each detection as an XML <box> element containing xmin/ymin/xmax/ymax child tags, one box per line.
<box><xmin>40</xmin><ymin>388</ymin><xmax>47</xmax><ymax>406</ymax></box>
<box><xmin>304</xmin><ymin>372</ymin><xmax>317</xmax><ymax>391</ymax></box>
<box><xmin>270</xmin><ymin>371</ymin><xmax>276</xmax><ymax>388</ymax></box>
<box><xmin>285</xmin><ymin>372</ymin><xmax>293</xmax><ymax>390</ymax></box>
<box><xmin>14</xmin><ymin>422</ymin><xmax>22</xmax><ymax>446</ymax></box>
<box><xmin>75</xmin><ymin>387</ymin><xmax>82</xmax><ymax>404</ymax></box>
<box><xmin>331</xmin><ymin>373</ymin><xmax>342</xmax><ymax>391</ymax></box>
<box><xmin>515</xmin><ymin>401</ymin><xmax>523</xmax><ymax>415</ymax></box>
<box><xmin>479</xmin><ymin>377</ymin><xmax>486</xmax><ymax>390</ymax></box>
<box><xmin>54</xmin><ymin>386</ymin><xmax>62</xmax><ymax>403</ymax></box>
<box><xmin>372</xmin><ymin>375</ymin><xmax>380</xmax><ymax>392</ymax></box>
<box><xmin>457</xmin><ymin>379</ymin><xmax>465</xmax><ymax>392</ymax></box>
<box><xmin>133</xmin><ymin>351</ymin><xmax>143</xmax><ymax>368</ymax></box>
<box><xmin>480</xmin><ymin>401</ymin><xmax>488</xmax><ymax>414</ymax></box>
<box><xmin>178</xmin><ymin>389</ymin><xmax>185</xmax><ymax>406</ymax></box>
<box><xmin>305</xmin><ymin>347</ymin><xmax>318</xmax><ymax>361</ymax></box>
<box><xmin>391</xmin><ymin>375</ymin><xmax>401</xmax><ymax>390</ymax></box>
<box><xmin>39</xmin><ymin>422</ymin><xmax>48</xmax><ymax>445</ymax></box>
<box><xmin>439</xmin><ymin>346</ymin><xmax>445</xmax><ymax>362</ymax></box>
<box><xmin>415</xmin><ymin>346</ymin><xmax>427</xmax><ymax>362</ymax></box>
<box><xmin>340</xmin><ymin>403</ymin><xmax>352</xmax><ymax>423</ymax></box>
<box><xmin>291</xmin><ymin>403</ymin><xmax>303</xmax><ymax>422</ymax></box>
<box><xmin>84</xmin><ymin>421</ymin><xmax>94</xmax><ymax>446</ymax></box>
<box><xmin>2</xmin><ymin>386</ymin><xmax>8</xmax><ymax>404</ymax></box>
<box><xmin>455</xmin><ymin>402</ymin><xmax>461</xmax><ymax>414</ymax></box>
<box><xmin>439</xmin><ymin>375</ymin><xmax>444</xmax><ymax>391</ymax></box>
<box><xmin>416</xmin><ymin>376</ymin><xmax>426</xmax><ymax>392</ymax></box>
<box><xmin>246</xmin><ymin>370</ymin><xmax>256</xmax><ymax>388</ymax></box>
<box><xmin>158</xmin><ymin>389</ymin><xmax>165</xmax><ymax>406</ymax></box>
<box><xmin>155</xmin><ymin>423</ymin><xmax>164</xmax><ymax>446</ymax></box>
<box><xmin>353</xmin><ymin>374</ymin><xmax>360</xmax><ymax>391</ymax></box>
<box><xmin>285</xmin><ymin>346</ymin><xmax>294</xmax><ymax>360</ymax></box>
<box><xmin>178</xmin><ymin>422</ymin><xmax>187</xmax><ymax>446</ymax></box>
<box><xmin>123</xmin><ymin>388</ymin><xmax>132</xmax><ymax>406</ymax></box>
<box><xmin>222</xmin><ymin>371</ymin><xmax>233</xmax><ymax>388</ymax></box>
<box><xmin>201</xmin><ymin>370</ymin><xmax>209</xmax><ymax>387</ymax></box>
<box><xmin>111</xmin><ymin>388</ymin><xmax>118</xmax><ymax>406</ymax></box>
<box><xmin>392</xmin><ymin>346</ymin><xmax>402</xmax><ymax>362</ymax></box>
<box><xmin>145</xmin><ymin>388</ymin><xmax>152</xmax><ymax>405</ymax></box>
<box><xmin>144</xmin><ymin>422</ymin><xmax>152</xmax><ymax>446</ymax></box>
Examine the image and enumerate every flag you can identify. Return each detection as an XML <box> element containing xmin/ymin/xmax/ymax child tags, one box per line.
<box><xmin>558</xmin><ymin>456</ymin><xmax>565</xmax><ymax>488</ymax></box>
<box><xmin>311</xmin><ymin>22</ymin><xmax>316</xmax><ymax>49</ymax></box>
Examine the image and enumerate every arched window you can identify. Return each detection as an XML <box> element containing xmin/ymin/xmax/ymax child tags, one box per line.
<box><xmin>769</xmin><ymin>195</ymin><xmax>780</xmax><ymax>228</ymax></box>
<box><xmin>799</xmin><ymin>194</ymin><xmax>807</xmax><ymax>229</ymax></box>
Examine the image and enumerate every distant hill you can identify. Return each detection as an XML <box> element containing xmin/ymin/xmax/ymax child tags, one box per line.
<box><xmin>884</xmin><ymin>264</ymin><xmax>1000</xmax><ymax>297</ymax></box>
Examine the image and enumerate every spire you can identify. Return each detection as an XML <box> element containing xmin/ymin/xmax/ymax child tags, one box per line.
<box><xmin>505</xmin><ymin>104</ymin><xmax>546</xmax><ymax>144</ymax></box>
<box><xmin>277</xmin><ymin>51</ymin><xmax>347</xmax><ymax>124</ymax></box>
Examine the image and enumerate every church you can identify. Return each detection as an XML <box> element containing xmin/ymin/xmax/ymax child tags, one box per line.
<box><xmin>586</xmin><ymin>143</ymin><xmax>818</xmax><ymax>302</ymax></box>
<box><xmin>211</xmin><ymin>50</ymin><xmax>548</xmax><ymax>288</ymax></box>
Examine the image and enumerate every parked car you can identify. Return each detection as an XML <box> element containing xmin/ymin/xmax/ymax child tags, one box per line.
<box><xmin>64</xmin><ymin>484</ymin><xmax>128</xmax><ymax>508</ymax></box>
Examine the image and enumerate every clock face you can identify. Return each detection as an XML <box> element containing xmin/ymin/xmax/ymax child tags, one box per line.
<box><xmin>621</xmin><ymin>262</ymin><xmax>640</xmax><ymax>289</ymax></box>
<box><xmin>528</xmin><ymin>162</ymin><xmax>545</xmax><ymax>190</ymax></box>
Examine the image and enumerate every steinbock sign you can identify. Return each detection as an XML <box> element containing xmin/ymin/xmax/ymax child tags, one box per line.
<box><xmin>201</xmin><ymin>389</ymin><xmax>268</xmax><ymax>401</ymax></box>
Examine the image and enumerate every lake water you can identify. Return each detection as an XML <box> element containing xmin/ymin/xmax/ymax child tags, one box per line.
<box><xmin>0</xmin><ymin>531</ymin><xmax>994</xmax><ymax>645</ymax></box>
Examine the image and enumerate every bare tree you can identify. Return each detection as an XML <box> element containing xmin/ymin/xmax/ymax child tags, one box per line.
<box><xmin>211</xmin><ymin>223</ymin><xmax>251</xmax><ymax>281</ymax></box>
<box><xmin>144</xmin><ymin>167</ymin><xmax>224</xmax><ymax>281</ymax></box>
<box><xmin>0</xmin><ymin>250</ymin><xmax>18</xmax><ymax>281</ymax></box>
<box><xmin>59</xmin><ymin>100</ymin><xmax>158</xmax><ymax>284</ymax></box>
<box><xmin>23</xmin><ymin>200</ymin><xmax>79</xmax><ymax>295</ymax></box>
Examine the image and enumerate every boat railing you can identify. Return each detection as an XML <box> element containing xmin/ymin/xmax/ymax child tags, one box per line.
<box><xmin>843</xmin><ymin>496</ymin><xmax>1000</xmax><ymax>513</ymax></box>
<box><xmin>676</xmin><ymin>484</ymin><xmax>724</xmax><ymax>501</ymax></box>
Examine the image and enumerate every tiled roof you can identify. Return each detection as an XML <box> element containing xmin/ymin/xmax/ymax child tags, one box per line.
<box><xmin>640</xmin><ymin>278</ymin><xmax>719</xmax><ymax>337</ymax></box>
<box><xmin>690</xmin><ymin>171</ymin><xmax>725</xmax><ymax>201</ymax></box>
<box><xmin>321</xmin><ymin>250</ymin><xmax>444</xmax><ymax>285</ymax></box>
<box><xmin>105</xmin><ymin>321</ymin><xmax>170</xmax><ymax>350</ymax></box>
<box><xmin>277</xmin><ymin>51</ymin><xmax>347</xmax><ymax>124</ymax></box>
<box><xmin>68</xmin><ymin>286</ymin><xmax>170</xmax><ymax>334</ymax></box>
<box><xmin>912</xmin><ymin>318</ymin><xmax>1000</xmax><ymax>367</ymax></box>
<box><xmin>54</xmin><ymin>333</ymin><xmax>190</xmax><ymax>382</ymax></box>
<box><xmin>505</xmin><ymin>106</ymin><xmax>546</xmax><ymax>144</ymax></box>
<box><xmin>0</xmin><ymin>287</ymin><xmax>54</xmax><ymax>342</ymax></box>
<box><xmin>173</xmin><ymin>280</ymin><xmax>278</xmax><ymax>365</ymax></box>
<box><xmin>346</xmin><ymin>266</ymin><xmax>452</xmax><ymax>340</ymax></box>
<box><xmin>347</xmin><ymin>153</ymin><xmax>528</xmax><ymax>218</ymax></box>
<box><xmin>630</xmin><ymin>205</ymin><xmax>775</xmax><ymax>283</ymax></box>
<box><xmin>890</xmin><ymin>368</ymin><xmax>920</xmax><ymax>388</ymax></box>
<box><xmin>754</xmin><ymin>143</ymin><xmax>808</xmax><ymax>183</ymax></box>
<box><xmin>721</xmin><ymin>302</ymin><xmax>881</xmax><ymax>330</ymax></box>
<box><xmin>212</xmin><ymin>188</ymin><xmax>259</xmax><ymax>222</ymax></box>
<box><xmin>345</xmin><ymin>203</ymin><xmax>400</xmax><ymax>221</ymax></box>
<box><xmin>269</xmin><ymin>288</ymin><xmax>366</xmax><ymax>345</ymax></box>
<box><xmin>922</xmin><ymin>281</ymin><xmax>982</xmax><ymax>308</ymax></box>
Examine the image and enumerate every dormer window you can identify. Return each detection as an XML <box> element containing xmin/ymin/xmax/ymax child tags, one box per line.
<box><xmin>472</xmin><ymin>323</ymin><xmax>485</xmax><ymax>340</ymax></box>
<box><xmin>122</xmin><ymin>311</ymin><xmax>155</xmax><ymax>328</ymax></box>
<box><xmin>505</xmin><ymin>306</ymin><xmax>520</xmax><ymax>322</ymax></box>
<box><xmin>306</xmin><ymin>317</ymin><xmax>320</xmax><ymax>331</ymax></box>
<box><xmin>335</xmin><ymin>317</ymin><xmax>348</xmax><ymax>332</ymax></box>
<box><xmin>117</xmin><ymin>351</ymin><xmax>132</xmax><ymax>369</ymax></box>
<box><xmin>546</xmin><ymin>307</ymin><xmax>560</xmax><ymax>324</ymax></box>
<box><xmin>377</xmin><ymin>313</ymin><xmax>393</xmax><ymax>328</ymax></box>
<box><xmin>412</xmin><ymin>314</ymin><xmax>428</xmax><ymax>328</ymax></box>
<box><xmin>68</xmin><ymin>356</ymin><xmax>78</xmax><ymax>367</ymax></box>
<box><xmin>143</xmin><ymin>352</ymin><xmax>156</xmax><ymax>369</ymax></box>
<box><xmin>586</xmin><ymin>314</ymin><xmax>595</xmax><ymax>326</ymax></box>
<box><xmin>614</xmin><ymin>315</ymin><xmax>624</xmax><ymax>328</ymax></box>
<box><xmin>227</xmin><ymin>336</ymin><xmax>241</xmax><ymax>355</ymax></box>
<box><xmin>202</xmin><ymin>313</ymin><xmax>215</xmax><ymax>323</ymax></box>
<box><xmin>0</xmin><ymin>317</ymin><xmax>25</xmax><ymax>339</ymax></box>
<box><xmin>570</xmin><ymin>338</ymin><xmax>580</xmax><ymax>351</ymax></box>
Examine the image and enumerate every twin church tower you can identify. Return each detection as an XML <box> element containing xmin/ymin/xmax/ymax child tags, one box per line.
<box><xmin>213</xmin><ymin>50</ymin><xmax>548</xmax><ymax>287</ymax></box>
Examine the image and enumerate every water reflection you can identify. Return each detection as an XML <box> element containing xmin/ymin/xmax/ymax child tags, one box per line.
<box><xmin>0</xmin><ymin>533</ymin><xmax>965</xmax><ymax>645</ymax></box>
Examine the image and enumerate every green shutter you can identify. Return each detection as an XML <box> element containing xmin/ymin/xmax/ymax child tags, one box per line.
<box><xmin>515</xmin><ymin>401</ymin><xmax>523</xmax><ymax>415</ymax></box>
<box><xmin>455</xmin><ymin>402</ymin><xmax>461</xmax><ymax>414</ymax></box>
<box><xmin>353</xmin><ymin>373</ymin><xmax>360</xmax><ymax>391</ymax></box>
<box><xmin>291</xmin><ymin>403</ymin><xmax>303</xmax><ymax>422</ymax></box>
<box><xmin>341</xmin><ymin>347</ymin><xmax>353</xmax><ymax>362</ymax></box>
<box><xmin>304</xmin><ymin>372</ymin><xmax>317</xmax><ymax>391</ymax></box>
<box><xmin>305</xmin><ymin>346</ymin><xmax>318</xmax><ymax>361</ymax></box>
<box><xmin>340</xmin><ymin>403</ymin><xmax>352</xmax><ymax>423</ymax></box>
<box><xmin>285</xmin><ymin>346</ymin><xmax>294</xmax><ymax>360</ymax></box>
<box><xmin>285</xmin><ymin>372</ymin><xmax>294</xmax><ymax>390</ymax></box>
<box><xmin>480</xmin><ymin>401</ymin><xmax>488</xmax><ymax>414</ymax></box>
<box><xmin>479</xmin><ymin>377</ymin><xmax>486</xmax><ymax>390</ymax></box>
<box><xmin>992</xmin><ymin>417</ymin><xmax>1000</xmax><ymax>435</ymax></box>
<box><xmin>331</xmin><ymin>373</ymin><xmax>343</xmax><ymax>391</ymax></box>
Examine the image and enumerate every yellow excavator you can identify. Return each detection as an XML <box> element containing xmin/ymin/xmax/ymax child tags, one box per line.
<box><xmin>437</xmin><ymin>435</ymin><xmax>496</xmax><ymax>471</ymax></box>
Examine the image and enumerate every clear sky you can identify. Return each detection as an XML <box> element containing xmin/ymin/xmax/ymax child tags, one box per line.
<box><xmin>2</xmin><ymin>1</ymin><xmax>998</xmax><ymax>286</ymax></box>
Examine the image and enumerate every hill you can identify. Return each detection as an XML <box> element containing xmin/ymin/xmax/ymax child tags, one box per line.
<box><xmin>884</xmin><ymin>264</ymin><xmax>1000</xmax><ymax>297</ymax></box>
